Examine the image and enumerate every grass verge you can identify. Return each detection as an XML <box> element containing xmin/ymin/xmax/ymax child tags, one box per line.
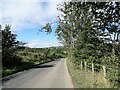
<box><xmin>2</xmin><ymin>59</ymin><xmax>54</xmax><ymax>78</ymax></box>
<box><xmin>66</xmin><ymin>58</ymin><xmax>113</xmax><ymax>88</ymax></box>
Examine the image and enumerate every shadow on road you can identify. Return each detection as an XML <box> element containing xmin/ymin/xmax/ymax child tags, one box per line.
<box><xmin>34</xmin><ymin>64</ymin><xmax>55</xmax><ymax>68</ymax></box>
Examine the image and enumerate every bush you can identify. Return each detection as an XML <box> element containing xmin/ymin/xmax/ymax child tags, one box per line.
<box><xmin>2</xmin><ymin>54</ymin><xmax>22</xmax><ymax>67</ymax></box>
<box><xmin>102</xmin><ymin>55</ymin><xmax>120</xmax><ymax>86</ymax></box>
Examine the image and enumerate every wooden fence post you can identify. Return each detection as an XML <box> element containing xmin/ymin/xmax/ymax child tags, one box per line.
<box><xmin>80</xmin><ymin>61</ymin><xmax>83</xmax><ymax>70</ymax></box>
<box><xmin>92</xmin><ymin>63</ymin><xmax>94</xmax><ymax>74</ymax></box>
<box><xmin>102</xmin><ymin>65</ymin><xmax>106</xmax><ymax>81</ymax></box>
<box><xmin>84</xmin><ymin>62</ymin><xmax>87</xmax><ymax>72</ymax></box>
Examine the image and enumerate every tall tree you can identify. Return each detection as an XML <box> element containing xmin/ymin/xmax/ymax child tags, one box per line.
<box><xmin>2</xmin><ymin>25</ymin><xmax>21</xmax><ymax>66</ymax></box>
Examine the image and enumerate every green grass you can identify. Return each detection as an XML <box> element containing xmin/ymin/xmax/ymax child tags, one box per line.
<box><xmin>2</xmin><ymin>61</ymin><xmax>35</xmax><ymax>77</ymax></box>
<box><xmin>2</xmin><ymin>59</ymin><xmax>54</xmax><ymax>78</ymax></box>
<box><xmin>66</xmin><ymin>58</ymin><xmax>113</xmax><ymax>88</ymax></box>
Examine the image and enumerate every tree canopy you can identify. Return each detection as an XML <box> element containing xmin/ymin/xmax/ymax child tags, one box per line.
<box><xmin>2</xmin><ymin>25</ymin><xmax>21</xmax><ymax>66</ymax></box>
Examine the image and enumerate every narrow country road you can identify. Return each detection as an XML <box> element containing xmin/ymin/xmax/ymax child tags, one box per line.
<box><xmin>2</xmin><ymin>58</ymin><xmax>74</xmax><ymax>88</ymax></box>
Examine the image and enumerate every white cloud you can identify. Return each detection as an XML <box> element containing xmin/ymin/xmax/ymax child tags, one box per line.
<box><xmin>1</xmin><ymin>0</ymin><xmax>62</xmax><ymax>31</ymax></box>
<box><xmin>25</xmin><ymin>40</ymin><xmax>63</xmax><ymax>48</ymax></box>
<box><xmin>1</xmin><ymin>0</ymin><xmax>71</xmax><ymax>3</ymax></box>
<box><xmin>0</xmin><ymin>0</ymin><xmax>65</xmax><ymax>48</ymax></box>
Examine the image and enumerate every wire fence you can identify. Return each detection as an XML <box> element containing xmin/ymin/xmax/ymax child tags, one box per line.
<box><xmin>80</xmin><ymin>61</ymin><xmax>119</xmax><ymax>88</ymax></box>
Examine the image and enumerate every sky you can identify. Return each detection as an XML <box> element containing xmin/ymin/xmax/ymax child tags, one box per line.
<box><xmin>0</xmin><ymin>0</ymin><xmax>67</xmax><ymax>48</ymax></box>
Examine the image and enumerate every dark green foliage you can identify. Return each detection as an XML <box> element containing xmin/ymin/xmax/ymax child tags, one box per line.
<box><xmin>40</xmin><ymin>23</ymin><xmax>52</xmax><ymax>34</ymax></box>
<box><xmin>2</xmin><ymin>25</ymin><xmax>22</xmax><ymax>67</ymax></box>
<box><xmin>2</xmin><ymin>61</ymin><xmax>35</xmax><ymax>77</ymax></box>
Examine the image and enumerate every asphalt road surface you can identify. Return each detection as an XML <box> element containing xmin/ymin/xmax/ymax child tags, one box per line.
<box><xmin>2</xmin><ymin>58</ymin><xmax>74</xmax><ymax>88</ymax></box>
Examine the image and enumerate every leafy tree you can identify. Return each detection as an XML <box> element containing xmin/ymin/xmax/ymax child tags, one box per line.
<box><xmin>2</xmin><ymin>25</ymin><xmax>21</xmax><ymax>66</ymax></box>
<box><xmin>16</xmin><ymin>41</ymin><xmax>27</xmax><ymax>49</ymax></box>
<box><xmin>91</xmin><ymin>2</ymin><xmax>120</xmax><ymax>55</ymax></box>
<box><xmin>91</xmin><ymin>2</ymin><xmax>120</xmax><ymax>83</ymax></box>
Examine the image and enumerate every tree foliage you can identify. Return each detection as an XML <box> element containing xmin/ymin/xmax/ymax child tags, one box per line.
<box><xmin>2</xmin><ymin>25</ymin><xmax>21</xmax><ymax>67</ymax></box>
